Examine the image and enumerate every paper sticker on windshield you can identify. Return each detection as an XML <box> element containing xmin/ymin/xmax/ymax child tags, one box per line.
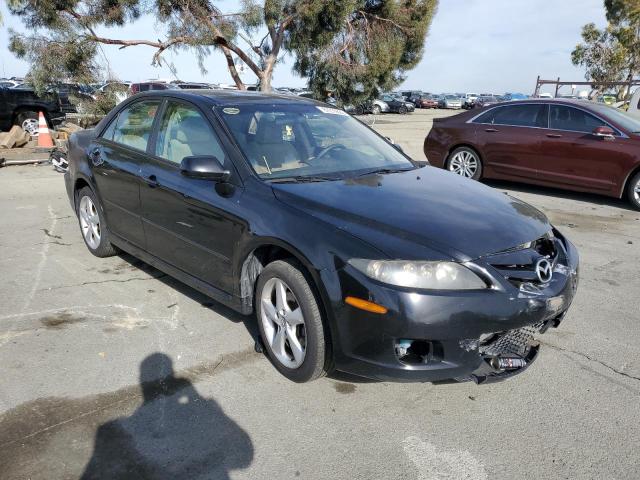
<box><xmin>223</xmin><ymin>107</ymin><xmax>240</xmax><ymax>115</ymax></box>
<box><xmin>316</xmin><ymin>106</ymin><xmax>348</xmax><ymax>116</ymax></box>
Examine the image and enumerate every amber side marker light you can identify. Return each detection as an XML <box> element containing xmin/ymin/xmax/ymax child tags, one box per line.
<box><xmin>345</xmin><ymin>296</ymin><xmax>388</xmax><ymax>314</ymax></box>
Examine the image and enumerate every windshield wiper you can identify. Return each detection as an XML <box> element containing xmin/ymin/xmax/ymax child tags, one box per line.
<box><xmin>354</xmin><ymin>167</ymin><xmax>415</xmax><ymax>177</ymax></box>
<box><xmin>267</xmin><ymin>175</ymin><xmax>339</xmax><ymax>183</ymax></box>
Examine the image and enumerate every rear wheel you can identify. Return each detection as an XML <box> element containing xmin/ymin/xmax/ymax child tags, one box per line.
<box><xmin>15</xmin><ymin>111</ymin><xmax>39</xmax><ymax>136</ymax></box>
<box><xmin>256</xmin><ymin>259</ymin><xmax>329</xmax><ymax>382</ymax></box>
<box><xmin>627</xmin><ymin>171</ymin><xmax>640</xmax><ymax>210</ymax></box>
<box><xmin>76</xmin><ymin>187</ymin><xmax>118</xmax><ymax>257</ymax></box>
<box><xmin>447</xmin><ymin>147</ymin><xmax>483</xmax><ymax>180</ymax></box>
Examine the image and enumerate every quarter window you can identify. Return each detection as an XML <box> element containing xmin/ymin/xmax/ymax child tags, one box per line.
<box><xmin>154</xmin><ymin>101</ymin><xmax>226</xmax><ymax>165</ymax></box>
<box><xmin>549</xmin><ymin>105</ymin><xmax>607</xmax><ymax>133</ymax></box>
<box><xmin>107</xmin><ymin>100</ymin><xmax>160</xmax><ymax>151</ymax></box>
<box><xmin>474</xmin><ymin>104</ymin><xmax>547</xmax><ymax>127</ymax></box>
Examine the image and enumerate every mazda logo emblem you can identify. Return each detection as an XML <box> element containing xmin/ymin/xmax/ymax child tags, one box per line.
<box><xmin>535</xmin><ymin>258</ymin><xmax>553</xmax><ymax>283</ymax></box>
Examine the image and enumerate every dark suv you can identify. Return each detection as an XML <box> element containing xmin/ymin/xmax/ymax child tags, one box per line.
<box><xmin>65</xmin><ymin>91</ymin><xmax>579</xmax><ymax>383</ymax></box>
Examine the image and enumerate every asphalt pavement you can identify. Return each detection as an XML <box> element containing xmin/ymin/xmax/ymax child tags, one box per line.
<box><xmin>1</xmin><ymin>110</ymin><xmax>639</xmax><ymax>479</ymax></box>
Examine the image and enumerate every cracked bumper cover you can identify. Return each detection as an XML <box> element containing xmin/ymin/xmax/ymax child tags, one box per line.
<box><xmin>326</xmin><ymin>237</ymin><xmax>579</xmax><ymax>383</ymax></box>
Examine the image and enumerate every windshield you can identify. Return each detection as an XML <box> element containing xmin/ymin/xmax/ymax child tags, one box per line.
<box><xmin>589</xmin><ymin>103</ymin><xmax>640</xmax><ymax>133</ymax></box>
<box><xmin>218</xmin><ymin>103</ymin><xmax>414</xmax><ymax>180</ymax></box>
<box><xmin>445</xmin><ymin>95</ymin><xmax>458</xmax><ymax>99</ymax></box>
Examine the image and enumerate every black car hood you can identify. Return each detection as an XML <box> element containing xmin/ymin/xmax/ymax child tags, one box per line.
<box><xmin>271</xmin><ymin>167</ymin><xmax>551</xmax><ymax>260</ymax></box>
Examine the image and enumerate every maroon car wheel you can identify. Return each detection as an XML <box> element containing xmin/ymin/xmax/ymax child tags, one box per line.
<box><xmin>628</xmin><ymin>172</ymin><xmax>640</xmax><ymax>210</ymax></box>
<box><xmin>447</xmin><ymin>147</ymin><xmax>482</xmax><ymax>180</ymax></box>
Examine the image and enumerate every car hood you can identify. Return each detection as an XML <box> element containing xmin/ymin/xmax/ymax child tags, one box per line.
<box><xmin>271</xmin><ymin>167</ymin><xmax>551</xmax><ymax>261</ymax></box>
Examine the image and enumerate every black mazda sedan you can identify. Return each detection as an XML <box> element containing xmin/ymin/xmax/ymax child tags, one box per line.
<box><xmin>65</xmin><ymin>90</ymin><xmax>579</xmax><ymax>383</ymax></box>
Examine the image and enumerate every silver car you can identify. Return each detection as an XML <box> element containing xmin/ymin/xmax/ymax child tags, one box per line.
<box><xmin>439</xmin><ymin>94</ymin><xmax>462</xmax><ymax>109</ymax></box>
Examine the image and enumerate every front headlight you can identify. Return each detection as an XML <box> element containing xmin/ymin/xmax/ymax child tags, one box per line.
<box><xmin>348</xmin><ymin>259</ymin><xmax>487</xmax><ymax>290</ymax></box>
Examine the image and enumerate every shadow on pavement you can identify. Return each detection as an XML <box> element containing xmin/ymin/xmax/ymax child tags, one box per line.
<box><xmin>80</xmin><ymin>353</ymin><xmax>253</xmax><ymax>480</ymax></box>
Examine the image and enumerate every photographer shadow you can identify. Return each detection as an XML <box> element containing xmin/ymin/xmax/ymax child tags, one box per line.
<box><xmin>81</xmin><ymin>353</ymin><xmax>253</xmax><ymax>479</ymax></box>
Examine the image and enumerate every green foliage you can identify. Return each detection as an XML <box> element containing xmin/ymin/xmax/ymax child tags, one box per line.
<box><xmin>573</xmin><ymin>0</ymin><xmax>640</xmax><ymax>98</ymax></box>
<box><xmin>290</xmin><ymin>0</ymin><xmax>438</xmax><ymax>104</ymax></box>
<box><xmin>5</xmin><ymin>0</ymin><xmax>437</xmax><ymax>100</ymax></box>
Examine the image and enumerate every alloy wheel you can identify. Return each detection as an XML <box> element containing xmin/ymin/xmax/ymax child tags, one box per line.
<box><xmin>634</xmin><ymin>179</ymin><xmax>640</xmax><ymax>203</ymax></box>
<box><xmin>22</xmin><ymin>118</ymin><xmax>39</xmax><ymax>136</ymax></box>
<box><xmin>449</xmin><ymin>150</ymin><xmax>479</xmax><ymax>178</ymax></box>
<box><xmin>79</xmin><ymin>196</ymin><xmax>101</xmax><ymax>249</ymax></box>
<box><xmin>260</xmin><ymin>277</ymin><xmax>307</xmax><ymax>369</ymax></box>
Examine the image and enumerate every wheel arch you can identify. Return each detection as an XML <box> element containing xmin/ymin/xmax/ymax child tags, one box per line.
<box><xmin>237</xmin><ymin>239</ymin><xmax>332</xmax><ymax>317</ymax></box>
<box><xmin>621</xmin><ymin>164</ymin><xmax>640</xmax><ymax>199</ymax></box>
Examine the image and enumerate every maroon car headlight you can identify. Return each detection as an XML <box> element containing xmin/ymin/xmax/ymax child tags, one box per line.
<box><xmin>348</xmin><ymin>259</ymin><xmax>488</xmax><ymax>290</ymax></box>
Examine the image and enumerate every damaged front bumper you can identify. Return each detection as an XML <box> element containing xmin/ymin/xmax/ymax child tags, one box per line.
<box><xmin>329</xmin><ymin>232</ymin><xmax>579</xmax><ymax>383</ymax></box>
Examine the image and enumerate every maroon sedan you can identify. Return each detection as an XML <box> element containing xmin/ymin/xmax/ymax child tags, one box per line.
<box><xmin>424</xmin><ymin>99</ymin><xmax>640</xmax><ymax>209</ymax></box>
<box><xmin>416</xmin><ymin>95</ymin><xmax>439</xmax><ymax>109</ymax></box>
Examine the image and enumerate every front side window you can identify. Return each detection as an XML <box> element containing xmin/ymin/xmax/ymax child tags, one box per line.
<box><xmin>155</xmin><ymin>101</ymin><xmax>226</xmax><ymax>165</ymax></box>
<box><xmin>219</xmin><ymin>103</ymin><xmax>414</xmax><ymax>180</ymax></box>
<box><xmin>549</xmin><ymin>105</ymin><xmax>607</xmax><ymax>133</ymax></box>
<box><xmin>473</xmin><ymin>104</ymin><xmax>547</xmax><ymax>128</ymax></box>
<box><xmin>107</xmin><ymin>100</ymin><xmax>160</xmax><ymax>151</ymax></box>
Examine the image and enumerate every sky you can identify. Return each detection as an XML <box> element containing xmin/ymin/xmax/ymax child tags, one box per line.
<box><xmin>0</xmin><ymin>0</ymin><xmax>608</xmax><ymax>95</ymax></box>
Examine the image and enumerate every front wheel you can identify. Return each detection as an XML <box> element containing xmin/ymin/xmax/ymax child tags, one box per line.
<box><xmin>76</xmin><ymin>187</ymin><xmax>119</xmax><ymax>257</ymax></box>
<box><xmin>372</xmin><ymin>104</ymin><xmax>382</xmax><ymax>115</ymax></box>
<box><xmin>446</xmin><ymin>147</ymin><xmax>483</xmax><ymax>180</ymax></box>
<box><xmin>256</xmin><ymin>259</ymin><xmax>329</xmax><ymax>382</ymax></box>
<box><xmin>627</xmin><ymin>172</ymin><xmax>640</xmax><ymax>210</ymax></box>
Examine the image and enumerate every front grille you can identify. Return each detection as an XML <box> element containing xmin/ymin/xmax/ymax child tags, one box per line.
<box><xmin>485</xmin><ymin>233</ymin><xmax>565</xmax><ymax>287</ymax></box>
<box><xmin>479</xmin><ymin>322</ymin><xmax>543</xmax><ymax>357</ymax></box>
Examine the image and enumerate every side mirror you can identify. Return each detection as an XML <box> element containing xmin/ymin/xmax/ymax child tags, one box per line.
<box><xmin>180</xmin><ymin>155</ymin><xmax>230</xmax><ymax>182</ymax></box>
<box><xmin>593</xmin><ymin>126</ymin><xmax>615</xmax><ymax>140</ymax></box>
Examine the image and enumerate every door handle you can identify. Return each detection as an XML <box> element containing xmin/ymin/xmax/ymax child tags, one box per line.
<box><xmin>145</xmin><ymin>174</ymin><xmax>159</xmax><ymax>188</ymax></box>
<box><xmin>546</xmin><ymin>133</ymin><xmax>563</xmax><ymax>138</ymax></box>
<box><xmin>485</xmin><ymin>128</ymin><xmax>498</xmax><ymax>133</ymax></box>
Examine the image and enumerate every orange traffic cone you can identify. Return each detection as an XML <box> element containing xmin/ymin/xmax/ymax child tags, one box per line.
<box><xmin>37</xmin><ymin>111</ymin><xmax>54</xmax><ymax>147</ymax></box>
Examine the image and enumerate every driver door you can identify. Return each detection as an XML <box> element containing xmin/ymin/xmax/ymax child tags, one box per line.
<box><xmin>139</xmin><ymin>99</ymin><xmax>244</xmax><ymax>293</ymax></box>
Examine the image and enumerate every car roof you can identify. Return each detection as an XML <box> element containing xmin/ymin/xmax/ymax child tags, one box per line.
<box><xmin>131</xmin><ymin>89</ymin><xmax>325</xmax><ymax>106</ymax></box>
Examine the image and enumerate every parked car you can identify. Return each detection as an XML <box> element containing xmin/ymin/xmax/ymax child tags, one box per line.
<box><xmin>65</xmin><ymin>90</ymin><xmax>578</xmax><ymax>383</ymax></box>
<box><xmin>439</xmin><ymin>94</ymin><xmax>462</xmax><ymax>109</ymax></box>
<box><xmin>415</xmin><ymin>94</ymin><xmax>439</xmax><ymax>109</ymax></box>
<box><xmin>130</xmin><ymin>82</ymin><xmax>181</xmax><ymax>94</ymax></box>
<box><xmin>400</xmin><ymin>90</ymin><xmax>423</xmax><ymax>106</ymax></box>
<box><xmin>348</xmin><ymin>98</ymin><xmax>390</xmax><ymax>115</ymax></box>
<box><xmin>172</xmin><ymin>82</ymin><xmax>212</xmax><ymax>90</ymax></box>
<box><xmin>0</xmin><ymin>79</ymin><xmax>21</xmax><ymax>88</ymax></box>
<box><xmin>462</xmin><ymin>93</ymin><xmax>479</xmax><ymax>109</ymax></box>
<box><xmin>424</xmin><ymin>99</ymin><xmax>640</xmax><ymax>209</ymax></box>
<box><xmin>380</xmin><ymin>94</ymin><xmax>414</xmax><ymax>113</ymax></box>
<box><xmin>474</xmin><ymin>95</ymin><xmax>501</xmax><ymax>108</ymax></box>
<box><xmin>0</xmin><ymin>85</ymin><xmax>65</xmax><ymax>136</ymax></box>
<box><xmin>96</xmin><ymin>82</ymin><xmax>131</xmax><ymax>105</ymax></box>
<box><xmin>627</xmin><ymin>88</ymin><xmax>640</xmax><ymax>120</ymax></box>
<box><xmin>503</xmin><ymin>93</ymin><xmax>528</xmax><ymax>101</ymax></box>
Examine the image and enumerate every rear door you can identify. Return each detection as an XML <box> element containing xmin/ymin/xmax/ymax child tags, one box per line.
<box><xmin>537</xmin><ymin>105</ymin><xmax>625</xmax><ymax>193</ymax></box>
<box><xmin>139</xmin><ymin>99</ymin><xmax>244</xmax><ymax>293</ymax></box>
<box><xmin>473</xmin><ymin>103</ymin><xmax>548</xmax><ymax>180</ymax></box>
<box><xmin>90</xmin><ymin>99</ymin><xmax>161</xmax><ymax>248</ymax></box>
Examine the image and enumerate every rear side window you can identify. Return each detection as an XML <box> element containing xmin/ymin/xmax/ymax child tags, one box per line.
<box><xmin>154</xmin><ymin>101</ymin><xmax>226</xmax><ymax>166</ymax></box>
<box><xmin>549</xmin><ymin>105</ymin><xmax>607</xmax><ymax>133</ymax></box>
<box><xmin>109</xmin><ymin>100</ymin><xmax>160</xmax><ymax>151</ymax></box>
<box><xmin>474</xmin><ymin>104</ymin><xmax>547</xmax><ymax>127</ymax></box>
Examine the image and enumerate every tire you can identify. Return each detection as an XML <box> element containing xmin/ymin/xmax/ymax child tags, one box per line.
<box><xmin>372</xmin><ymin>104</ymin><xmax>382</xmax><ymax>115</ymax></box>
<box><xmin>399</xmin><ymin>105</ymin><xmax>408</xmax><ymax>114</ymax></box>
<box><xmin>627</xmin><ymin>171</ymin><xmax>640</xmax><ymax>210</ymax></box>
<box><xmin>256</xmin><ymin>259</ymin><xmax>329</xmax><ymax>382</ymax></box>
<box><xmin>15</xmin><ymin>111</ymin><xmax>39</xmax><ymax>137</ymax></box>
<box><xmin>76</xmin><ymin>187</ymin><xmax>119</xmax><ymax>257</ymax></box>
<box><xmin>355</xmin><ymin>105</ymin><xmax>364</xmax><ymax>116</ymax></box>
<box><xmin>446</xmin><ymin>146</ymin><xmax>483</xmax><ymax>180</ymax></box>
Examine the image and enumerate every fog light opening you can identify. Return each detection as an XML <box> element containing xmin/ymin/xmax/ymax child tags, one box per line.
<box><xmin>395</xmin><ymin>339</ymin><xmax>431</xmax><ymax>365</ymax></box>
